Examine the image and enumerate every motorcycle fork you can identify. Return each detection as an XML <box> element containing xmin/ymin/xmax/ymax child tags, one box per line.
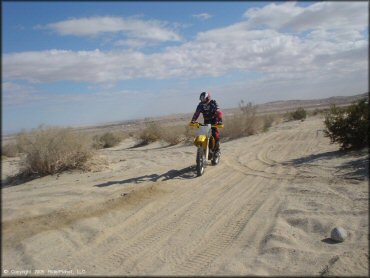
<box><xmin>204</xmin><ymin>138</ymin><xmax>210</xmax><ymax>161</ymax></box>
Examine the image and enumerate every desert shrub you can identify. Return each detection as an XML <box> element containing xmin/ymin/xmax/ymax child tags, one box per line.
<box><xmin>289</xmin><ymin>107</ymin><xmax>307</xmax><ymax>121</ymax></box>
<box><xmin>99</xmin><ymin>132</ymin><xmax>122</xmax><ymax>148</ymax></box>
<box><xmin>92</xmin><ymin>135</ymin><xmax>104</xmax><ymax>150</ymax></box>
<box><xmin>221</xmin><ymin>114</ymin><xmax>245</xmax><ymax>140</ymax></box>
<box><xmin>283</xmin><ymin>111</ymin><xmax>291</xmax><ymax>121</ymax></box>
<box><xmin>139</xmin><ymin>122</ymin><xmax>164</xmax><ymax>145</ymax></box>
<box><xmin>161</xmin><ymin>126</ymin><xmax>187</xmax><ymax>145</ymax></box>
<box><xmin>16</xmin><ymin>126</ymin><xmax>93</xmax><ymax>176</ymax></box>
<box><xmin>262</xmin><ymin>114</ymin><xmax>275</xmax><ymax>132</ymax></box>
<box><xmin>223</xmin><ymin>101</ymin><xmax>263</xmax><ymax>140</ymax></box>
<box><xmin>139</xmin><ymin>122</ymin><xmax>185</xmax><ymax>145</ymax></box>
<box><xmin>92</xmin><ymin>131</ymin><xmax>126</xmax><ymax>149</ymax></box>
<box><xmin>184</xmin><ymin>125</ymin><xmax>197</xmax><ymax>142</ymax></box>
<box><xmin>275</xmin><ymin>113</ymin><xmax>285</xmax><ymax>124</ymax></box>
<box><xmin>239</xmin><ymin>100</ymin><xmax>255</xmax><ymax>115</ymax></box>
<box><xmin>310</xmin><ymin>108</ymin><xmax>324</xmax><ymax>116</ymax></box>
<box><xmin>240</xmin><ymin>101</ymin><xmax>261</xmax><ymax>135</ymax></box>
<box><xmin>2</xmin><ymin>143</ymin><xmax>19</xmax><ymax>157</ymax></box>
<box><xmin>324</xmin><ymin>99</ymin><xmax>368</xmax><ymax>150</ymax></box>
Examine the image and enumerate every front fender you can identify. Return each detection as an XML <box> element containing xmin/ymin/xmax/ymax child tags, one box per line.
<box><xmin>194</xmin><ymin>135</ymin><xmax>207</xmax><ymax>148</ymax></box>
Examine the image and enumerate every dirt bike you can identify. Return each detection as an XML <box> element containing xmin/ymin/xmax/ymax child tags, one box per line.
<box><xmin>189</xmin><ymin>122</ymin><xmax>224</xmax><ymax>176</ymax></box>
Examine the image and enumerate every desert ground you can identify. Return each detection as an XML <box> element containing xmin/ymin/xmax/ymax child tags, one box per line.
<box><xmin>2</xmin><ymin>115</ymin><xmax>368</xmax><ymax>276</ymax></box>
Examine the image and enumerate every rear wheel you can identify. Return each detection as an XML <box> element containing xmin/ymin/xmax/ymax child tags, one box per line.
<box><xmin>196</xmin><ymin>146</ymin><xmax>204</xmax><ymax>176</ymax></box>
<box><xmin>211</xmin><ymin>150</ymin><xmax>220</xmax><ymax>165</ymax></box>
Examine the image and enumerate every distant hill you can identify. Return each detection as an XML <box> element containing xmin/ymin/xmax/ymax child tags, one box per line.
<box><xmin>223</xmin><ymin>92</ymin><xmax>369</xmax><ymax>115</ymax></box>
<box><xmin>262</xmin><ymin>92</ymin><xmax>367</xmax><ymax>107</ymax></box>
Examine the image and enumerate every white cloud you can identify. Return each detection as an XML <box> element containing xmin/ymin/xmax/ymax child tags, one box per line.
<box><xmin>114</xmin><ymin>38</ymin><xmax>155</xmax><ymax>49</ymax></box>
<box><xmin>4</xmin><ymin>2</ymin><xmax>368</xmax><ymax>88</ymax></box>
<box><xmin>243</xmin><ymin>1</ymin><xmax>368</xmax><ymax>32</ymax></box>
<box><xmin>43</xmin><ymin>16</ymin><xmax>182</xmax><ymax>42</ymax></box>
<box><xmin>243</xmin><ymin>2</ymin><xmax>303</xmax><ymax>30</ymax></box>
<box><xmin>193</xmin><ymin>13</ymin><xmax>213</xmax><ymax>20</ymax></box>
<box><xmin>2</xmin><ymin>82</ymin><xmax>45</xmax><ymax>106</ymax></box>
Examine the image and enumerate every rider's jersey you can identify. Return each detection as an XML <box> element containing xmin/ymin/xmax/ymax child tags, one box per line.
<box><xmin>192</xmin><ymin>99</ymin><xmax>220</xmax><ymax>123</ymax></box>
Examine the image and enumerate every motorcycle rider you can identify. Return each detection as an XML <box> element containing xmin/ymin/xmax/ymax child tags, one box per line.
<box><xmin>191</xmin><ymin>91</ymin><xmax>223</xmax><ymax>153</ymax></box>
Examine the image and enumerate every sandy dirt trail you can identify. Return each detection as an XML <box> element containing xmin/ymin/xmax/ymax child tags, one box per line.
<box><xmin>2</xmin><ymin>116</ymin><xmax>368</xmax><ymax>276</ymax></box>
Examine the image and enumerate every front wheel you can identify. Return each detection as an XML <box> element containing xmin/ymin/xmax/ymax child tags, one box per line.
<box><xmin>196</xmin><ymin>146</ymin><xmax>204</xmax><ymax>176</ymax></box>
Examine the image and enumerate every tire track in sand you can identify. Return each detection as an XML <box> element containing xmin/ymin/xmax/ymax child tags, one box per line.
<box><xmin>172</xmin><ymin>177</ymin><xmax>278</xmax><ymax>275</ymax></box>
<box><xmin>76</xmin><ymin>167</ymin><xmax>243</xmax><ymax>273</ymax></box>
<box><xmin>120</xmin><ymin>172</ymin><xmax>251</xmax><ymax>274</ymax></box>
<box><xmin>225</xmin><ymin>120</ymin><xmax>325</xmax><ymax>181</ymax></box>
<box><xmin>136</xmin><ymin>174</ymin><xmax>268</xmax><ymax>274</ymax></box>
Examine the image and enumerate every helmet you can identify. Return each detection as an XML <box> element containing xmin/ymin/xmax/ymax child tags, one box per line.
<box><xmin>200</xmin><ymin>91</ymin><xmax>211</xmax><ymax>103</ymax></box>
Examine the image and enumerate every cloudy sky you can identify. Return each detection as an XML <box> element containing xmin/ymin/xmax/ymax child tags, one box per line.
<box><xmin>2</xmin><ymin>1</ymin><xmax>368</xmax><ymax>134</ymax></box>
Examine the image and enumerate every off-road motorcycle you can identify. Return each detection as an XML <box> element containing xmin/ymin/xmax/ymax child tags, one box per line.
<box><xmin>189</xmin><ymin>122</ymin><xmax>224</xmax><ymax>176</ymax></box>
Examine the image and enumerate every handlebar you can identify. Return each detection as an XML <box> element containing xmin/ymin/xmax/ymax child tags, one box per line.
<box><xmin>189</xmin><ymin>122</ymin><xmax>224</xmax><ymax>129</ymax></box>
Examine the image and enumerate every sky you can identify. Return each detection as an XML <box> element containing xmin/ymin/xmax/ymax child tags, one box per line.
<box><xmin>2</xmin><ymin>1</ymin><xmax>369</xmax><ymax>134</ymax></box>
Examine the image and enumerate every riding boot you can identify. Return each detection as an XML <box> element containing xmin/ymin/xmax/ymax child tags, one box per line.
<box><xmin>214</xmin><ymin>141</ymin><xmax>220</xmax><ymax>152</ymax></box>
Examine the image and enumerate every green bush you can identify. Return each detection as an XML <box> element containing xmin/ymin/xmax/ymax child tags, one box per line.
<box><xmin>324</xmin><ymin>99</ymin><xmax>368</xmax><ymax>150</ymax></box>
<box><xmin>290</xmin><ymin>107</ymin><xmax>307</xmax><ymax>121</ymax></box>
